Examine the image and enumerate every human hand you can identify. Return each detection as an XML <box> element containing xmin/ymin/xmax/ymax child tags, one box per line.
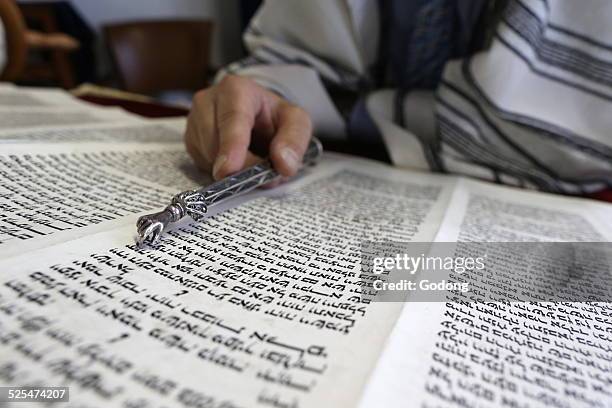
<box><xmin>185</xmin><ymin>75</ymin><xmax>313</xmax><ymax>181</ymax></box>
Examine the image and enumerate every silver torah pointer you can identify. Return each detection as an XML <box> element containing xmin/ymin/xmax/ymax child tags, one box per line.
<box><xmin>136</xmin><ymin>137</ymin><xmax>323</xmax><ymax>246</ymax></box>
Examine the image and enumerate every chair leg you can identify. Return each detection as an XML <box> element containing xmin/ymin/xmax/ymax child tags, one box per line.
<box><xmin>51</xmin><ymin>50</ymin><xmax>76</xmax><ymax>89</ymax></box>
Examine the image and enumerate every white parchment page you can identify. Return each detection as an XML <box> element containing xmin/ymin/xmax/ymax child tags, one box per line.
<box><xmin>0</xmin><ymin>160</ymin><xmax>456</xmax><ymax>408</ymax></box>
<box><xmin>0</xmin><ymin>106</ymin><xmax>142</xmax><ymax>131</ymax></box>
<box><xmin>0</xmin><ymin>86</ymin><xmax>87</xmax><ymax>108</ymax></box>
<box><xmin>0</xmin><ymin>121</ymin><xmax>184</xmax><ymax>144</ymax></box>
<box><xmin>0</xmin><ymin>142</ymin><xmax>211</xmax><ymax>258</ymax></box>
<box><xmin>360</xmin><ymin>178</ymin><xmax>612</xmax><ymax>408</ymax></box>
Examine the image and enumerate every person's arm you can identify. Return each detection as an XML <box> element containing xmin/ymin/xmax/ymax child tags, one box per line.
<box><xmin>185</xmin><ymin>0</ymin><xmax>369</xmax><ymax>180</ymax></box>
<box><xmin>432</xmin><ymin>0</ymin><xmax>612</xmax><ymax>193</ymax></box>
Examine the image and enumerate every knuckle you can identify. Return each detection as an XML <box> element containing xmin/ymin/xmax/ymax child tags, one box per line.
<box><xmin>220</xmin><ymin>74</ymin><xmax>247</xmax><ymax>92</ymax></box>
<box><xmin>192</xmin><ymin>89</ymin><xmax>208</xmax><ymax>105</ymax></box>
<box><xmin>217</xmin><ymin>108</ymin><xmax>250</xmax><ymax>130</ymax></box>
<box><xmin>284</xmin><ymin>104</ymin><xmax>311</xmax><ymax>127</ymax></box>
<box><xmin>283</xmin><ymin>103</ymin><xmax>304</xmax><ymax>115</ymax></box>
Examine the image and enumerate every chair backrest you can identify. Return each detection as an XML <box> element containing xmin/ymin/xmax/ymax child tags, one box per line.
<box><xmin>0</xmin><ymin>0</ymin><xmax>27</xmax><ymax>81</ymax></box>
<box><xmin>104</xmin><ymin>20</ymin><xmax>213</xmax><ymax>95</ymax></box>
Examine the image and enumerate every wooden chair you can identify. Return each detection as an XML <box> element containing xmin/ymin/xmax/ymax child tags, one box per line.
<box><xmin>18</xmin><ymin>2</ymin><xmax>79</xmax><ymax>89</ymax></box>
<box><xmin>0</xmin><ymin>0</ymin><xmax>28</xmax><ymax>81</ymax></box>
<box><xmin>104</xmin><ymin>20</ymin><xmax>214</xmax><ymax>96</ymax></box>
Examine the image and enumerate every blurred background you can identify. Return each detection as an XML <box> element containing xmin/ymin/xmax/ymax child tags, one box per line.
<box><xmin>0</xmin><ymin>0</ymin><xmax>263</xmax><ymax>106</ymax></box>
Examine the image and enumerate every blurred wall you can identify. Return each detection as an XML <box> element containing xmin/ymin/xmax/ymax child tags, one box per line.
<box><xmin>63</xmin><ymin>0</ymin><xmax>244</xmax><ymax>76</ymax></box>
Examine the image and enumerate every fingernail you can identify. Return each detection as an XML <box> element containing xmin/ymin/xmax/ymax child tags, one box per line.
<box><xmin>280</xmin><ymin>147</ymin><xmax>299</xmax><ymax>173</ymax></box>
<box><xmin>213</xmin><ymin>155</ymin><xmax>227</xmax><ymax>178</ymax></box>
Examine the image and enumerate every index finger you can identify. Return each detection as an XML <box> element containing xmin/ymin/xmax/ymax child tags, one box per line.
<box><xmin>213</xmin><ymin>77</ymin><xmax>259</xmax><ymax>179</ymax></box>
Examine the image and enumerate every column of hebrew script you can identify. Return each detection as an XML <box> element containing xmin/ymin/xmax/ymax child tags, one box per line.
<box><xmin>360</xmin><ymin>178</ymin><xmax>612</xmax><ymax>408</ymax></box>
<box><xmin>0</xmin><ymin>164</ymin><xmax>455</xmax><ymax>408</ymax></box>
<box><xmin>0</xmin><ymin>143</ymin><xmax>209</xmax><ymax>258</ymax></box>
<box><xmin>0</xmin><ymin>107</ymin><xmax>141</xmax><ymax>130</ymax></box>
<box><xmin>0</xmin><ymin>122</ymin><xmax>183</xmax><ymax>144</ymax></box>
<box><xmin>82</xmin><ymin>146</ymin><xmax>210</xmax><ymax>189</ymax></box>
